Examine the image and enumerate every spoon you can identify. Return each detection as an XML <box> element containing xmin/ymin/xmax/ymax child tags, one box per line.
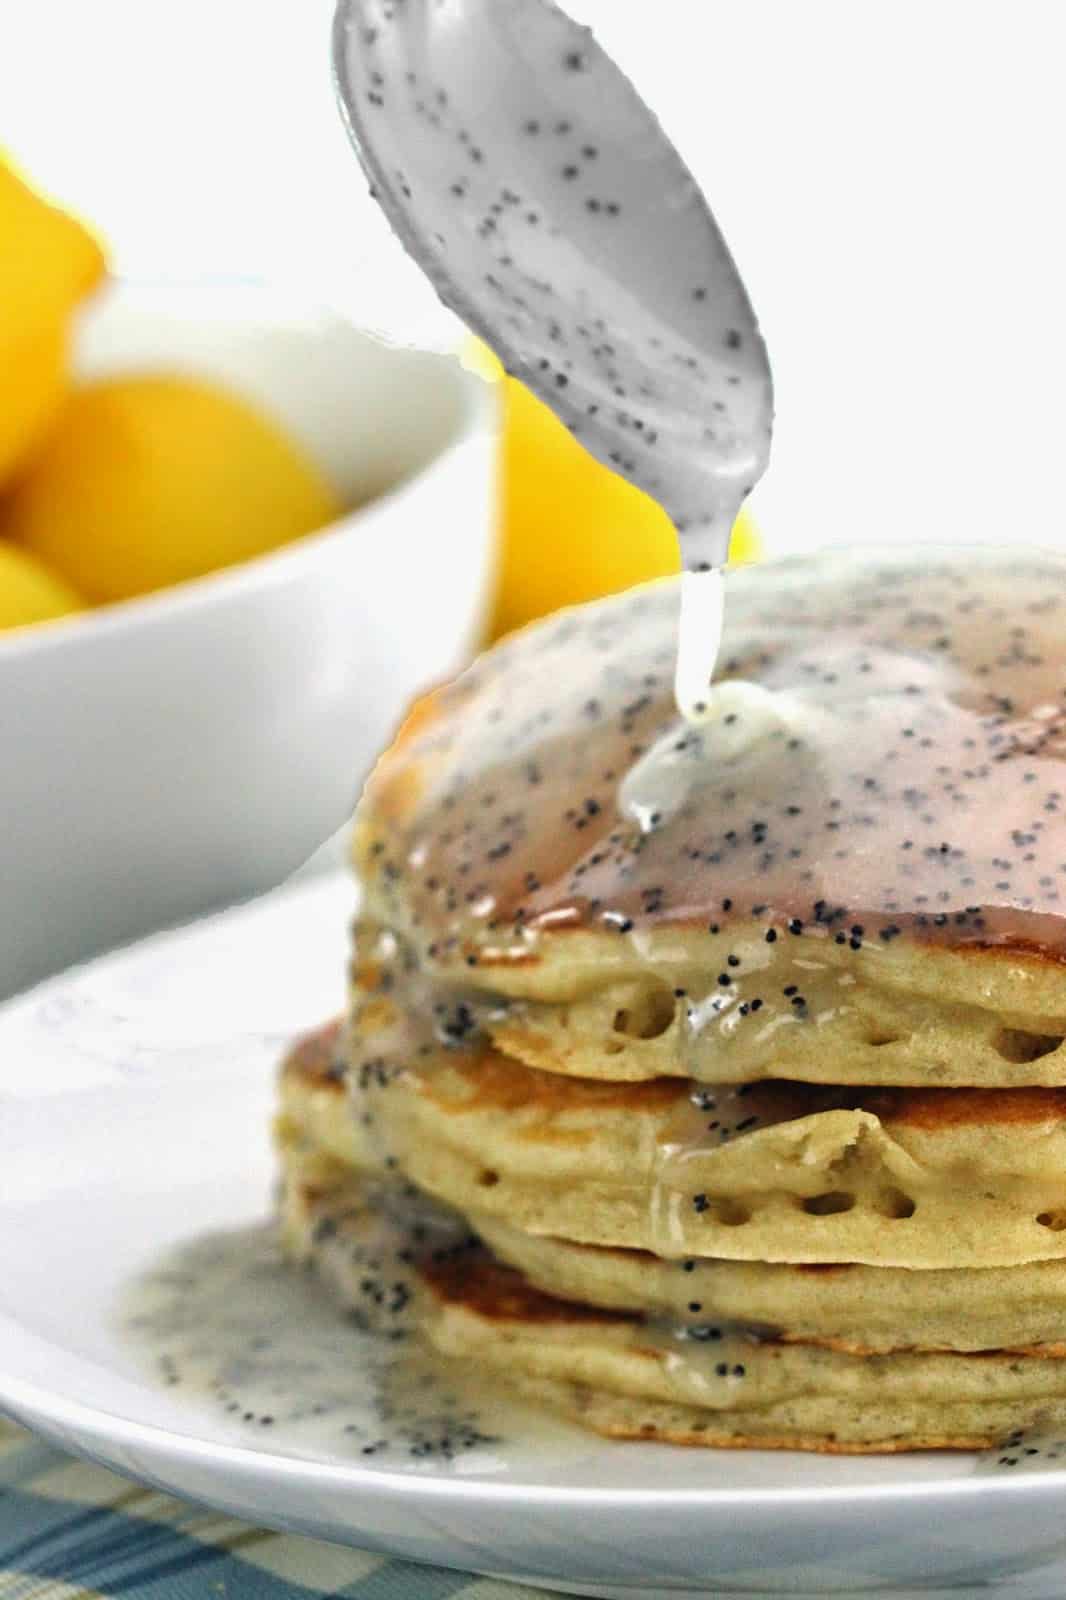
<box><xmin>332</xmin><ymin>0</ymin><xmax>773</xmax><ymax>715</ymax></box>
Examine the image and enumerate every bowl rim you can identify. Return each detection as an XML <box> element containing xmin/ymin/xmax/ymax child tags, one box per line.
<box><xmin>0</xmin><ymin>283</ymin><xmax>495</xmax><ymax>661</ymax></box>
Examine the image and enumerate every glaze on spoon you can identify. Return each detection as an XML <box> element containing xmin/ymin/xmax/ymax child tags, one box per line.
<box><xmin>332</xmin><ymin>0</ymin><xmax>773</xmax><ymax>717</ymax></box>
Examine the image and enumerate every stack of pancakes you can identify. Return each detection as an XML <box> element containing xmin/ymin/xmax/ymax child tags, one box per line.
<box><xmin>276</xmin><ymin>546</ymin><xmax>1066</xmax><ymax>1451</ymax></box>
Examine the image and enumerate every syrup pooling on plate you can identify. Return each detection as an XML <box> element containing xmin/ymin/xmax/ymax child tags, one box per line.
<box><xmin>333</xmin><ymin>0</ymin><xmax>773</xmax><ymax>713</ymax></box>
<box><xmin>976</xmin><ymin>1425</ymin><xmax>1066</xmax><ymax>1474</ymax></box>
<box><xmin>121</xmin><ymin>1176</ymin><xmax>587</xmax><ymax>1467</ymax></box>
<box><xmin>120</xmin><ymin>1217</ymin><xmax>503</xmax><ymax>1467</ymax></box>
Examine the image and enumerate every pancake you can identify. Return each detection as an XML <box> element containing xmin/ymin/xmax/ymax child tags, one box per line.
<box><xmin>278</xmin><ymin>548</ymin><xmax>1066</xmax><ymax>1449</ymax></box>
<box><xmin>423</xmin><ymin>1256</ymin><xmax>1066</xmax><ymax>1454</ymax></box>
<box><xmin>276</xmin><ymin>1038</ymin><xmax>1066</xmax><ymax>1352</ymax></box>
<box><xmin>279</xmin><ymin>1163</ymin><xmax>1066</xmax><ymax>1453</ymax></box>
<box><xmin>486</xmin><ymin>955</ymin><xmax>1066</xmax><ymax>1089</ymax></box>
<box><xmin>472</xmin><ymin>1215</ymin><xmax>1066</xmax><ymax>1358</ymax></box>
<box><xmin>276</xmin><ymin>1097</ymin><xmax>1066</xmax><ymax>1358</ymax></box>
<box><xmin>349</xmin><ymin>914</ymin><xmax>1066</xmax><ymax>1089</ymax></box>
<box><xmin>279</xmin><ymin>1019</ymin><xmax>1066</xmax><ymax>1270</ymax></box>
<box><xmin>354</xmin><ymin>549</ymin><xmax>1066</xmax><ymax>1089</ymax></box>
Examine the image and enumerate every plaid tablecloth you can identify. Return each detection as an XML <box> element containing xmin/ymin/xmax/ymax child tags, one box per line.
<box><xmin>0</xmin><ymin>1420</ymin><xmax>547</xmax><ymax>1600</ymax></box>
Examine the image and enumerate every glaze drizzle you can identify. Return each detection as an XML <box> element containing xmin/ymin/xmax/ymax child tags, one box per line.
<box><xmin>359</xmin><ymin>547</ymin><xmax>1066</xmax><ymax>967</ymax></box>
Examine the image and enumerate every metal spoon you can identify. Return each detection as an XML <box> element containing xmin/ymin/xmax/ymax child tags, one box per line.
<box><xmin>332</xmin><ymin>0</ymin><xmax>773</xmax><ymax>711</ymax></box>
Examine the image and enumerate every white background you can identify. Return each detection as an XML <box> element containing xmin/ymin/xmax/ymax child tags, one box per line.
<box><xmin>3</xmin><ymin>0</ymin><xmax>1065</xmax><ymax>557</ymax></box>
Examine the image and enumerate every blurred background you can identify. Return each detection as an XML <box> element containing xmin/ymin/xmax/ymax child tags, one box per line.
<box><xmin>2</xmin><ymin>0</ymin><xmax>1065</xmax><ymax>994</ymax></box>
<box><xmin>5</xmin><ymin>0</ymin><xmax>1065</xmax><ymax>555</ymax></box>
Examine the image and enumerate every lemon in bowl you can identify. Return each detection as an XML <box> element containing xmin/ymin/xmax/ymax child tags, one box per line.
<box><xmin>2</xmin><ymin>374</ymin><xmax>340</xmax><ymax>604</ymax></box>
<box><xmin>0</xmin><ymin>283</ymin><xmax>495</xmax><ymax>998</ymax></box>
<box><xmin>0</xmin><ymin>542</ymin><xmax>84</xmax><ymax>631</ymax></box>
<box><xmin>0</xmin><ymin>157</ymin><xmax>105</xmax><ymax>484</ymax></box>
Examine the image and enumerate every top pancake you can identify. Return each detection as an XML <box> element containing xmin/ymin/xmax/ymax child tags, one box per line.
<box><xmin>354</xmin><ymin>547</ymin><xmax>1066</xmax><ymax>1086</ymax></box>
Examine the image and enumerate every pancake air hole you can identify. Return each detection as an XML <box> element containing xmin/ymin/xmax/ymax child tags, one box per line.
<box><xmin>993</xmin><ymin>1028</ymin><xmax>1064</xmax><ymax>1064</ymax></box>
<box><xmin>477</xmin><ymin>1169</ymin><xmax>500</xmax><ymax>1188</ymax></box>
<box><xmin>876</xmin><ymin>1187</ymin><xmax>916</xmax><ymax>1220</ymax></box>
<box><xmin>803</xmin><ymin>1190</ymin><xmax>855</xmax><ymax>1216</ymax></box>
<box><xmin>712</xmin><ymin>1198</ymin><xmax>751</xmax><ymax>1226</ymax></box>
<box><xmin>1037</xmin><ymin>1210</ymin><xmax>1066</xmax><ymax>1231</ymax></box>
<box><xmin>611</xmin><ymin>983</ymin><xmax>676</xmax><ymax>1040</ymax></box>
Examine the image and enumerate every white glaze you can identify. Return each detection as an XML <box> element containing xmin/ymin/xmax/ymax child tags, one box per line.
<box><xmin>333</xmin><ymin>0</ymin><xmax>773</xmax><ymax>714</ymax></box>
<box><xmin>119</xmin><ymin>1209</ymin><xmax>574</xmax><ymax>1470</ymax></box>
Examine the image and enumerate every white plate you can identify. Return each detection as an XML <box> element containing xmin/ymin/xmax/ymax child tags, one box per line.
<box><xmin>3</xmin><ymin>874</ymin><xmax>1066</xmax><ymax>1600</ymax></box>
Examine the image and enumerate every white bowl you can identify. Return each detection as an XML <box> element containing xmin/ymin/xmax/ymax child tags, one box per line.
<box><xmin>0</xmin><ymin>282</ymin><xmax>497</xmax><ymax>998</ymax></box>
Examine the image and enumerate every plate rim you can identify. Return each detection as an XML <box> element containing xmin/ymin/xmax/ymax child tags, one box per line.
<box><xmin>5</xmin><ymin>1332</ymin><xmax>1066</xmax><ymax>1513</ymax></box>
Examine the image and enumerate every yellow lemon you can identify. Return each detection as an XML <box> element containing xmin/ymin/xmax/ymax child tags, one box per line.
<box><xmin>0</xmin><ymin>540</ymin><xmax>84</xmax><ymax>631</ymax></box>
<box><xmin>468</xmin><ymin>344</ymin><xmax>760</xmax><ymax>642</ymax></box>
<box><xmin>2</xmin><ymin>375</ymin><xmax>341</xmax><ymax>604</ymax></box>
<box><xmin>0</xmin><ymin>157</ymin><xmax>106</xmax><ymax>483</ymax></box>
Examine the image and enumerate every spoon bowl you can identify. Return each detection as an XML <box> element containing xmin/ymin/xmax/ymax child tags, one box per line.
<box><xmin>332</xmin><ymin>0</ymin><xmax>773</xmax><ymax>559</ymax></box>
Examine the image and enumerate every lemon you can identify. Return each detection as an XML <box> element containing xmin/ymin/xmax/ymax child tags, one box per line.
<box><xmin>1</xmin><ymin>375</ymin><xmax>341</xmax><ymax>604</ymax></box>
<box><xmin>0</xmin><ymin>540</ymin><xmax>84</xmax><ymax>631</ymax></box>
<box><xmin>468</xmin><ymin>344</ymin><xmax>760</xmax><ymax>641</ymax></box>
<box><xmin>0</xmin><ymin>157</ymin><xmax>106</xmax><ymax>483</ymax></box>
